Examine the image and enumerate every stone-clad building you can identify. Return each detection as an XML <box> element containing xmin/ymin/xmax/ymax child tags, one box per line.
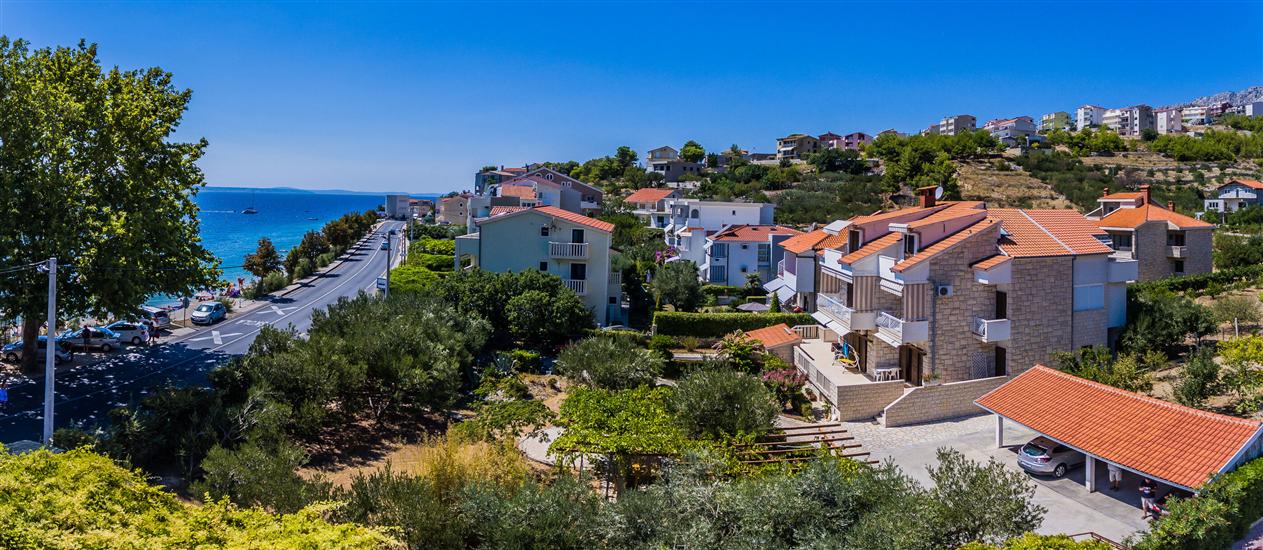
<box><xmin>1087</xmin><ymin>185</ymin><xmax>1214</xmax><ymax>281</ymax></box>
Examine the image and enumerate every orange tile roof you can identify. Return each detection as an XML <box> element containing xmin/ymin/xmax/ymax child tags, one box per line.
<box><xmin>976</xmin><ymin>366</ymin><xmax>1263</xmax><ymax>490</ymax></box>
<box><xmin>906</xmin><ymin>205</ymin><xmax>987</xmax><ymax>230</ymax></box>
<box><xmin>778</xmin><ymin>229</ymin><xmax>831</xmax><ymax>254</ymax></box>
<box><xmin>1101</xmin><ymin>191</ymin><xmax>1143</xmax><ymax>201</ymax></box>
<box><xmin>1222</xmin><ymin>178</ymin><xmax>1263</xmax><ymax>191</ymax></box>
<box><xmin>989</xmin><ymin>208</ymin><xmax>1114</xmax><ymax>257</ymax></box>
<box><xmin>839</xmin><ymin>232</ymin><xmax>901</xmax><ymax>264</ymax></box>
<box><xmin>851</xmin><ymin>204</ymin><xmax>949</xmax><ymax>226</ymax></box>
<box><xmin>1097</xmin><ymin>204</ymin><xmax>1213</xmax><ymax>230</ymax></box>
<box><xmin>624</xmin><ymin>187</ymin><xmax>677</xmax><ymax>204</ymax></box>
<box><xmin>744</xmin><ymin>323</ymin><xmax>801</xmax><ymax>349</ymax></box>
<box><xmin>893</xmin><ymin>219</ymin><xmax>998</xmax><ymax>272</ymax></box>
<box><xmin>533</xmin><ymin>206</ymin><xmax>615</xmax><ymax>232</ymax></box>
<box><xmin>1022</xmin><ymin>209</ymin><xmax>1113</xmax><ymax>255</ymax></box>
<box><xmin>710</xmin><ymin>224</ymin><xmax>802</xmax><ymax>242</ymax></box>
<box><xmin>488</xmin><ymin>206</ymin><xmax>527</xmax><ymax>217</ymax></box>
<box><xmin>499</xmin><ymin>184</ymin><xmax>538</xmax><ymax>200</ymax></box>
<box><xmin>971</xmin><ymin>254</ymin><xmax>1011</xmax><ymax>270</ymax></box>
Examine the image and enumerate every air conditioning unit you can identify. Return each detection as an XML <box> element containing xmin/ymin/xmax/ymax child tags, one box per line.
<box><xmin>936</xmin><ymin>284</ymin><xmax>954</xmax><ymax>297</ymax></box>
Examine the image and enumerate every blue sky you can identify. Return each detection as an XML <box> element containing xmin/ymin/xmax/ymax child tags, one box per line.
<box><xmin>5</xmin><ymin>1</ymin><xmax>1261</xmax><ymax>194</ymax></box>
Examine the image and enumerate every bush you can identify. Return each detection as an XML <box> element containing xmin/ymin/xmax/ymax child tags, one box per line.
<box><xmin>1173</xmin><ymin>346</ymin><xmax>1220</xmax><ymax>409</ymax></box>
<box><xmin>193</xmin><ymin>440</ymin><xmax>330</xmax><ymax>514</ymax></box>
<box><xmin>410</xmin><ymin>237</ymin><xmax>456</xmax><ymax>256</ymax></box>
<box><xmin>648</xmin><ymin>334</ymin><xmax>677</xmax><ymax>360</ymax></box>
<box><xmin>407</xmin><ymin>253</ymin><xmax>454</xmax><ymax>272</ymax></box>
<box><xmin>1137</xmin><ymin>456</ymin><xmax>1263</xmax><ymax>550</ymax></box>
<box><xmin>251</xmin><ymin>271</ymin><xmax>290</xmax><ymax>297</ymax></box>
<box><xmin>653</xmin><ymin>311</ymin><xmax>814</xmax><ymax>338</ymax></box>
<box><xmin>669</xmin><ymin>369</ymin><xmax>779</xmax><ymax>438</ymax></box>
<box><xmin>1131</xmin><ymin>264</ymin><xmax>1263</xmax><ymax>297</ymax></box>
<box><xmin>215</xmin><ymin>296</ymin><xmax>235</xmax><ymax>313</ymax></box>
<box><xmin>389</xmin><ymin>265</ymin><xmax>439</xmax><ymax>294</ymax></box>
<box><xmin>507</xmin><ymin>349</ymin><xmax>541</xmax><ymax>372</ymax></box>
<box><xmin>314</xmin><ymin>251</ymin><xmax>336</xmax><ymax>268</ymax></box>
<box><xmin>292</xmin><ymin>257</ymin><xmax>314</xmax><ymax>280</ymax></box>
<box><xmin>555</xmin><ymin>336</ymin><xmax>664</xmax><ymax>390</ymax></box>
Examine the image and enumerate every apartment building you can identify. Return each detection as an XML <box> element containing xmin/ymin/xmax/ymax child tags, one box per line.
<box><xmin>1088</xmin><ymin>185</ymin><xmax>1213</xmax><ymax>280</ymax></box>
<box><xmin>983</xmin><ymin>116</ymin><xmax>1037</xmax><ymax>146</ymax></box>
<box><xmin>776</xmin><ymin>134</ymin><xmax>821</xmax><ymax>160</ymax></box>
<box><xmin>409</xmin><ymin>198</ymin><xmax>434</xmax><ymax>219</ymax></box>
<box><xmin>787</xmin><ymin>187</ymin><xmax>1136</xmax><ymax>426</ymax></box>
<box><xmin>818</xmin><ymin>131</ymin><xmax>873</xmax><ymax>151</ymax></box>
<box><xmin>474</xmin><ymin>166</ymin><xmax>528</xmax><ymax>194</ymax></box>
<box><xmin>763</xmin><ymin>221</ymin><xmax>849</xmax><ymax>311</ymax></box>
<box><xmin>1231</xmin><ymin>102</ymin><xmax>1263</xmax><ymax>117</ymax></box>
<box><xmin>1155</xmin><ymin>108</ymin><xmax>1183</xmax><ymax>135</ymax></box>
<box><xmin>646</xmin><ymin>146</ymin><xmax>705</xmax><ymax>183</ymax></box>
<box><xmin>624</xmin><ymin>187</ymin><xmax>681</xmax><ymax>229</ymax></box>
<box><xmin>1182</xmin><ymin>102</ymin><xmax>1233</xmax><ymax>125</ymax></box>
<box><xmin>701</xmin><ymin>224</ymin><xmax>801</xmax><ymax>286</ymax></box>
<box><xmin>1205</xmin><ymin>178</ymin><xmax>1263</xmax><ymax>214</ymax></box>
<box><xmin>437</xmin><ymin>194</ymin><xmax>471</xmax><ymax>225</ymax></box>
<box><xmin>454</xmin><ymin>206</ymin><xmax>623</xmax><ymax>325</ymax></box>
<box><xmin>497</xmin><ymin>167</ymin><xmax>604</xmax><ymax>215</ymax></box>
<box><xmin>384</xmin><ymin>194</ymin><xmax>412</xmax><ymax>220</ymax></box>
<box><xmin>1076</xmin><ymin>105</ymin><xmax>1107</xmax><ymax>130</ymax></box>
<box><xmin>1040</xmin><ymin>112</ymin><xmax>1072</xmax><ymax>133</ymax></box>
<box><xmin>1102</xmin><ymin>105</ymin><xmax>1155</xmax><ymax>137</ymax></box>
<box><xmin>663</xmin><ymin>199</ymin><xmax>776</xmax><ymax>267</ymax></box>
<box><xmin>937</xmin><ymin>115</ymin><xmax>977</xmax><ymax>136</ymax></box>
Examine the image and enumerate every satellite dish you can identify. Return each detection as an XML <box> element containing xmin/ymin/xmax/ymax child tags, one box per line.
<box><xmin>934</xmin><ymin>186</ymin><xmax>945</xmax><ymax>200</ymax></box>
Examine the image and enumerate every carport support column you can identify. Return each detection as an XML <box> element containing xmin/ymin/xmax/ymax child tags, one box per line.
<box><xmin>1085</xmin><ymin>455</ymin><xmax>1096</xmax><ymax>493</ymax></box>
<box><xmin>995</xmin><ymin>415</ymin><xmax>1004</xmax><ymax>448</ymax></box>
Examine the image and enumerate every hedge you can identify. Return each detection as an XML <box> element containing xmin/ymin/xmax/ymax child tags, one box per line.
<box><xmin>407</xmin><ymin>253</ymin><xmax>455</xmax><ymax>272</ymax></box>
<box><xmin>1131</xmin><ymin>265</ymin><xmax>1263</xmax><ymax>296</ymax></box>
<box><xmin>1136</xmin><ymin>456</ymin><xmax>1263</xmax><ymax>550</ymax></box>
<box><xmin>653</xmin><ymin>311</ymin><xmax>815</xmax><ymax>338</ymax></box>
<box><xmin>701</xmin><ymin>284</ymin><xmax>763</xmax><ymax>298</ymax></box>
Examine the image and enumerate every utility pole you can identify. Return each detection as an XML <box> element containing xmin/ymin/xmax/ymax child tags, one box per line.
<box><xmin>384</xmin><ymin>234</ymin><xmax>391</xmax><ymax>299</ymax></box>
<box><xmin>42</xmin><ymin>257</ymin><xmax>56</xmax><ymax>446</ymax></box>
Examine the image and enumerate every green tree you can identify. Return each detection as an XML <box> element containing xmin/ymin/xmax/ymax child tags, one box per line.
<box><xmin>505</xmin><ymin>288</ymin><xmax>592</xmax><ymax>350</ymax></box>
<box><xmin>669</xmin><ymin>369</ymin><xmax>778</xmax><ymax>438</ymax></box>
<box><xmin>1052</xmin><ymin>346</ymin><xmax>1160</xmax><ymax>392</ymax></box>
<box><xmin>1214</xmin><ymin>233</ymin><xmax>1263</xmax><ymax>270</ymax></box>
<box><xmin>0</xmin><ymin>38</ymin><xmax>220</xmax><ymax>370</ymax></box>
<box><xmin>244</xmin><ymin>237</ymin><xmax>283</xmax><ymax>278</ymax></box>
<box><xmin>1122</xmin><ymin>289</ymin><xmax>1215</xmax><ymax>354</ymax></box>
<box><xmin>653</xmin><ymin>260</ymin><xmax>704</xmax><ymax>312</ymax></box>
<box><xmin>1210</xmin><ymin>295</ymin><xmax>1261</xmax><ymax>336</ymax></box>
<box><xmin>808</xmin><ymin>147</ymin><xmax>867</xmax><ymax>175</ymax></box>
<box><xmin>389</xmin><ymin>265</ymin><xmax>440</xmax><ymax>294</ymax></box>
<box><xmin>615</xmin><ymin>146</ymin><xmax>639</xmax><ymax>171</ymax></box>
<box><xmin>555</xmin><ymin>336</ymin><xmax>664</xmax><ymax>390</ymax></box>
<box><xmin>193</xmin><ymin>440</ymin><xmax>330</xmax><ymax>514</ymax></box>
<box><xmin>1173</xmin><ymin>346</ymin><xmax>1221</xmax><ymax>409</ymax></box>
<box><xmin>1219</xmin><ymin>336</ymin><xmax>1263</xmax><ymax>413</ymax></box>
<box><xmin>713</xmin><ymin>331</ymin><xmax>768</xmax><ymax>374</ymax></box>
<box><xmin>680</xmin><ymin>140</ymin><xmax>705</xmax><ymax>163</ymax></box>
<box><xmin>925</xmin><ymin>448</ymin><xmax>1045</xmax><ymax>547</ymax></box>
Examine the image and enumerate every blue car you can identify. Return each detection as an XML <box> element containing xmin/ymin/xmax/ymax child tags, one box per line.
<box><xmin>190</xmin><ymin>302</ymin><xmax>227</xmax><ymax>325</ymax></box>
<box><xmin>2</xmin><ymin>336</ymin><xmax>74</xmax><ymax>364</ymax></box>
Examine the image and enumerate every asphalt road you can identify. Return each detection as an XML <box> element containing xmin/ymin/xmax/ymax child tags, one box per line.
<box><xmin>0</xmin><ymin>221</ymin><xmax>405</xmax><ymax>443</ymax></box>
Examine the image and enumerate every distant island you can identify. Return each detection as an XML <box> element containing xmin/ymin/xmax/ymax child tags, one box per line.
<box><xmin>204</xmin><ymin>185</ymin><xmax>441</xmax><ymax>198</ymax></box>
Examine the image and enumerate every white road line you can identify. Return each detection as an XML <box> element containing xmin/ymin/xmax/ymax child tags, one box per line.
<box><xmin>269</xmin><ymin>305</ymin><xmax>296</xmax><ymax>316</ymax></box>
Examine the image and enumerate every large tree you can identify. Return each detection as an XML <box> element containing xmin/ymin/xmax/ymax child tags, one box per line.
<box><xmin>243</xmin><ymin>237</ymin><xmax>282</xmax><ymax>278</ymax></box>
<box><xmin>680</xmin><ymin>140</ymin><xmax>705</xmax><ymax>163</ymax></box>
<box><xmin>0</xmin><ymin>39</ymin><xmax>218</xmax><ymax>370</ymax></box>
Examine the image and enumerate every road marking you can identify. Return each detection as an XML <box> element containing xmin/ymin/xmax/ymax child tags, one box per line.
<box><xmin>236</xmin><ymin>319</ymin><xmax>271</xmax><ymax>327</ymax></box>
<box><xmin>189</xmin><ymin>330</ymin><xmax>243</xmax><ymax>345</ymax></box>
<box><xmin>270</xmin><ymin>305</ymin><xmax>296</xmax><ymax>316</ymax></box>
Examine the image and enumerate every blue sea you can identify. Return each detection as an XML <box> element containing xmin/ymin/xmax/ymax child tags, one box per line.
<box><xmin>146</xmin><ymin>187</ymin><xmax>424</xmax><ymax>306</ymax></box>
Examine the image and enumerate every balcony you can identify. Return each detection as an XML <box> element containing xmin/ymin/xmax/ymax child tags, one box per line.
<box><xmin>549</xmin><ymin>242</ymin><xmax>589</xmax><ymax>259</ymax></box>
<box><xmin>564</xmin><ymin>279</ymin><xmax>587</xmax><ymax>296</ymax></box>
<box><xmin>1108</xmin><ymin>257</ymin><xmax>1138</xmax><ymax>283</ymax></box>
<box><xmin>1167</xmin><ymin>245</ymin><xmax>1187</xmax><ymax>258</ymax></box>
<box><xmin>777</xmin><ymin>259</ymin><xmax>784</xmax><ymax>278</ymax></box>
<box><xmin>815</xmin><ymin>293</ymin><xmax>876</xmax><ymax>333</ymax></box>
<box><xmin>875</xmin><ymin>311</ymin><xmax>929</xmax><ymax>346</ymax></box>
<box><xmin>971</xmin><ymin>317</ymin><xmax>1011</xmax><ymax>343</ymax></box>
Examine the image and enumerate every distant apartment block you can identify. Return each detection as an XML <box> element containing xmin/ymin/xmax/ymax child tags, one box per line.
<box><xmin>1230</xmin><ymin>102</ymin><xmax>1263</xmax><ymax>118</ymax></box>
<box><xmin>1088</xmin><ymin>185</ymin><xmax>1213</xmax><ymax>281</ymax></box>
<box><xmin>983</xmin><ymin>116</ymin><xmax>1037</xmax><ymax>146</ymax></box>
<box><xmin>702</xmin><ymin>224</ymin><xmax>801</xmax><ymax>286</ymax></box>
<box><xmin>763</xmin><ymin>220</ymin><xmax>848</xmax><ymax>310</ymax></box>
<box><xmin>474</xmin><ymin>166</ymin><xmax>527</xmax><ymax>194</ymax></box>
<box><xmin>662</xmin><ymin>199</ymin><xmax>776</xmax><ymax>267</ymax></box>
<box><xmin>624</xmin><ymin>187</ymin><xmax>682</xmax><ymax>229</ymax></box>
<box><xmin>1182</xmin><ymin>102</ymin><xmax>1233</xmax><ymax>125</ymax></box>
<box><xmin>932</xmin><ymin>115</ymin><xmax>976</xmax><ymax>136</ymax></box>
<box><xmin>1039</xmin><ymin>112</ymin><xmax>1072</xmax><ymax>133</ymax></box>
<box><xmin>776</xmin><ymin>133</ymin><xmax>821</xmax><ymax>160</ymax></box>
<box><xmin>455</xmin><ymin>206</ymin><xmax>624</xmax><ymax>325</ymax></box>
<box><xmin>409</xmin><ymin>198</ymin><xmax>434</xmax><ymax>219</ymax></box>
<box><xmin>1102</xmin><ymin>105</ymin><xmax>1155</xmax><ymax>137</ymax></box>
<box><xmin>819</xmin><ymin>131</ymin><xmax>872</xmax><ymax>151</ymax></box>
<box><xmin>786</xmin><ymin>187</ymin><xmax>1135</xmax><ymax>426</ymax></box>
<box><xmin>384</xmin><ymin>194</ymin><xmax>412</xmax><ymax>220</ymax></box>
<box><xmin>1076</xmin><ymin>105</ymin><xmax>1106</xmax><ymax>130</ymax></box>
<box><xmin>645</xmin><ymin>145</ymin><xmax>704</xmax><ymax>183</ymax></box>
<box><xmin>496</xmin><ymin>167</ymin><xmax>603</xmax><ymax>215</ymax></box>
<box><xmin>1155</xmin><ymin>108</ymin><xmax>1183</xmax><ymax>135</ymax></box>
<box><xmin>1204</xmin><ymin>178</ymin><xmax>1263</xmax><ymax>214</ymax></box>
<box><xmin>437</xmin><ymin>194</ymin><xmax>471</xmax><ymax>225</ymax></box>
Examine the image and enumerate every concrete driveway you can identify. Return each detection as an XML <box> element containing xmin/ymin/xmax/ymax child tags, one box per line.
<box><xmin>863</xmin><ymin>415</ymin><xmax>1151</xmax><ymax>543</ymax></box>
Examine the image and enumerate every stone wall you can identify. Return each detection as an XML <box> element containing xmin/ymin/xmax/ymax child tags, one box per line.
<box><xmin>1184</xmin><ymin>228</ymin><xmax>1213</xmax><ymax>276</ymax></box>
<box><xmin>1008</xmin><ymin>256</ymin><xmax>1074</xmax><ymax>375</ymax></box>
<box><xmin>882</xmin><ymin>375</ymin><xmax>1011</xmax><ymax>427</ymax></box>
<box><xmin>926</xmin><ymin>225</ymin><xmax>1001</xmax><ymax>383</ymax></box>
<box><xmin>1072</xmin><ymin>308</ymin><xmax>1108</xmax><ymax>349</ymax></box>
<box><xmin>835</xmin><ymin>381</ymin><xmax>906</xmax><ymax>422</ymax></box>
<box><xmin>1135</xmin><ymin>222</ymin><xmax>1172</xmax><ymax>282</ymax></box>
<box><xmin>868</xmin><ymin>334</ymin><xmax>899</xmax><ymax>372</ymax></box>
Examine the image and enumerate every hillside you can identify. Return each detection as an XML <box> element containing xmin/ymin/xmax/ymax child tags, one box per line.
<box><xmin>1163</xmin><ymin>85</ymin><xmax>1263</xmax><ymax>109</ymax></box>
<box><xmin>954</xmin><ymin>160</ymin><xmax>1075</xmax><ymax>209</ymax></box>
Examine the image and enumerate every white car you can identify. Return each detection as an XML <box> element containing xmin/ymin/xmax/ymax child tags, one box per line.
<box><xmin>105</xmin><ymin>321</ymin><xmax>150</xmax><ymax>345</ymax></box>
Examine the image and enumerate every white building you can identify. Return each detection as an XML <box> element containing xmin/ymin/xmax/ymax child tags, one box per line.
<box><xmin>663</xmin><ymin>199</ymin><xmax>776</xmax><ymax>267</ymax></box>
<box><xmin>983</xmin><ymin>116</ymin><xmax>1037</xmax><ymax>146</ymax></box>
<box><xmin>1231</xmin><ymin>102</ymin><xmax>1263</xmax><ymax>118</ymax></box>
<box><xmin>1155</xmin><ymin>108</ymin><xmax>1183</xmax><ymax>135</ymax></box>
<box><xmin>624</xmin><ymin>187</ymin><xmax>682</xmax><ymax>229</ymax></box>
<box><xmin>701</xmin><ymin>224</ymin><xmax>801</xmax><ymax>286</ymax></box>
<box><xmin>454</xmin><ymin>206</ymin><xmax>623</xmax><ymax>325</ymax></box>
<box><xmin>1039</xmin><ymin>112</ymin><xmax>1073</xmax><ymax>133</ymax></box>
<box><xmin>1102</xmin><ymin>105</ymin><xmax>1154</xmax><ymax>137</ymax></box>
<box><xmin>384</xmin><ymin>194</ymin><xmax>412</xmax><ymax>219</ymax></box>
<box><xmin>937</xmin><ymin>115</ymin><xmax>977</xmax><ymax>136</ymax></box>
<box><xmin>1076</xmin><ymin>105</ymin><xmax>1106</xmax><ymax>130</ymax></box>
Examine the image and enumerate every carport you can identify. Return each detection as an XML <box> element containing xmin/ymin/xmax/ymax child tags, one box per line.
<box><xmin>975</xmin><ymin>365</ymin><xmax>1263</xmax><ymax>495</ymax></box>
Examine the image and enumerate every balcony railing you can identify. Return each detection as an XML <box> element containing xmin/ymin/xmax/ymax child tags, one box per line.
<box><xmin>971</xmin><ymin>317</ymin><xmax>1012</xmax><ymax>343</ymax></box>
<box><xmin>564</xmin><ymin>279</ymin><xmax>587</xmax><ymax>296</ymax></box>
<box><xmin>549</xmin><ymin>242</ymin><xmax>589</xmax><ymax>259</ymax></box>
<box><xmin>777</xmin><ymin>259</ymin><xmax>784</xmax><ymax>278</ymax></box>
<box><xmin>875</xmin><ymin>311</ymin><xmax>929</xmax><ymax>346</ymax></box>
<box><xmin>1167</xmin><ymin>245</ymin><xmax>1187</xmax><ymax>258</ymax></box>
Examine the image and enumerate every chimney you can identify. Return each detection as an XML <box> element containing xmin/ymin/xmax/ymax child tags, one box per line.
<box><xmin>1167</xmin><ymin>201</ymin><xmax>1175</xmax><ymax>211</ymax></box>
<box><xmin>1139</xmin><ymin>184</ymin><xmax>1151</xmax><ymax>205</ymax></box>
<box><xmin>917</xmin><ymin>186</ymin><xmax>937</xmax><ymax>208</ymax></box>
<box><xmin>1102</xmin><ymin>186</ymin><xmax>1110</xmax><ymax>197</ymax></box>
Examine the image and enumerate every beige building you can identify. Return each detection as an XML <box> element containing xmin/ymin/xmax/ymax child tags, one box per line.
<box><xmin>437</xmin><ymin>194</ymin><xmax>471</xmax><ymax>225</ymax></box>
<box><xmin>937</xmin><ymin>114</ymin><xmax>977</xmax><ymax>136</ymax></box>
<box><xmin>776</xmin><ymin>133</ymin><xmax>821</xmax><ymax>160</ymax></box>
<box><xmin>1088</xmin><ymin>186</ymin><xmax>1214</xmax><ymax>281</ymax></box>
<box><xmin>1155</xmin><ymin>108</ymin><xmax>1183</xmax><ymax>135</ymax></box>
<box><xmin>1102</xmin><ymin>105</ymin><xmax>1155</xmax><ymax>136</ymax></box>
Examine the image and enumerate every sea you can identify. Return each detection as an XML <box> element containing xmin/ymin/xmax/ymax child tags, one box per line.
<box><xmin>146</xmin><ymin>187</ymin><xmax>431</xmax><ymax>306</ymax></box>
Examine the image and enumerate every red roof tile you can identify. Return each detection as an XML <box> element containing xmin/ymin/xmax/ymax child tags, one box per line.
<box><xmin>971</xmin><ymin>254</ymin><xmax>1011</xmax><ymax>270</ymax></box>
<box><xmin>499</xmin><ymin>184</ymin><xmax>538</xmax><ymax>200</ymax></box>
<box><xmin>624</xmin><ymin>188</ymin><xmax>677</xmax><ymax>204</ymax></box>
<box><xmin>1022</xmin><ymin>210</ymin><xmax>1114</xmax><ymax>255</ymax></box>
<box><xmin>1097</xmin><ymin>204</ymin><xmax>1213</xmax><ymax>230</ymax></box>
<box><xmin>1100</xmin><ymin>191</ymin><xmax>1144</xmax><ymax>201</ymax></box>
<box><xmin>1223</xmin><ymin>178</ymin><xmax>1263</xmax><ymax>191</ymax></box>
<box><xmin>744</xmin><ymin>323</ymin><xmax>801</xmax><ymax>349</ymax></box>
<box><xmin>489</xmin><ymin>206</ymin><xmax>528</xmax><ymax>217</ymax></box>
<box><xmin>839</xmin><ymin>232</ymin><xmax>901</xmax><ymax>264</ymax></box>
<box><xmin>534</xmin><ymin>206</ymin><xmax>615</xmax><ymax>232</ymax></box>
<box><xmin>778</xmin><ymin>230</ymin><xmax>831</xmax><ymax>254</ymax></box>
<box><xmin>977</xmin><ymin>366</ymin><xmax>1262</xmax><ymax>490</ymax></box>
<box><xmin>710</xmin><ymin>224</ymin><xmax>802</xmax><ymax>242</ymax></box>
<box><xmin>892</xmin><ymin>219</ymin><xmax>998</xmax><ymax>272</ymax></box>
<box><xmin>990</xmin><ymin>209</ymin><xmax>1113</xmax><ymax>257</ymax></box>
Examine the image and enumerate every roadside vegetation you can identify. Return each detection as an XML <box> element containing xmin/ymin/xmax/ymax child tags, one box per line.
<box><xmin>243</xmin><ymin>210</ymin><xmax>378</xmax><ymax>299</ymax></box>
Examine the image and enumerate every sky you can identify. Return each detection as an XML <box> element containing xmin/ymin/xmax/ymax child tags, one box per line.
<box><xmin>4</xmin><ymin>1</ymin><xmax>1262</xmax><ymax>194</ymax></box>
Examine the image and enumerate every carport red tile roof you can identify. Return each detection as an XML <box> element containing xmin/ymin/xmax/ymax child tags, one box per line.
<box><xmin>976</xmin><ymin>365</ymin><xmax>1263</xmax><ymax>490</ymax></box>
<box><xmin>744</xmin><ymin>323</ymin><xmax>801</xmax><ymax>349</ymax></box>
<box><xmin>624</xmin><ymin>188</ymin><xmax>677</xmax><ymax>204</ymax></box>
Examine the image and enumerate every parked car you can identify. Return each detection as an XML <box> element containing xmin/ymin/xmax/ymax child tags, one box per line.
<box><xmin>59</xmin><ymin>327</ymin><xmax>122</xmax><ymax>352</ymax></box>
<box><xmin>2</xmin><ymin>336</ymin><xmax>73</xmax><ymax>364</ymax></box>
<box><xmin>190</xmin><ymin>302</ymin><xmax>227</xmax><ymax>325</ymax></box>
<box><xmin>1017</xmin><ymin>436</ymin><xmax>1085</xmax><ymax>478</ymax></box>
<box><xmin>105</xmin><ymin>321</ymin><xmax>150</xmax><ymax>345</ymax></box>
<box><xmin>137</xmin><ymin>305</ymin><xmax>172</xmax><ymax>328</ymax></box>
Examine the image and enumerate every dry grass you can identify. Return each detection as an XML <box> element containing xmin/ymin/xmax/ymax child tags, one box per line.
<box><xmin>303</xmin><ymin>434</ymin><xmax>530</xmax><ymax>489</ymax></box>
<box><xmin>955</xmin><ymin>161</ymin><xmax>1074</xmax><ymax>209</ymax></box>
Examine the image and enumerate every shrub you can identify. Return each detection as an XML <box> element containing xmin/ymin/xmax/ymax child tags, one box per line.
<box><xmin>648</xmin><ymin>334</ymin><xmax>677</xmax><ymax>360</ymax></box>
<box><xmin>193</xmin><ymin>440</ymin><xmax>330</xmax><ymax>514</ymax></box>
<box><xmin>314</xmin><ymin>251</ymin><xmax>336</xmax><ymax>269</ymax></box>
<box><xmin>389</xmin><ymin>265</ymin><xmax>439</xmax><ymax>294</ymax></box>
<box><xmin>252</xmin><ymin>271</ymin><xmax>291</xmax><ymax>297</ymax></box>
<box><xmin>215</xmin><ymin>296</ymin><xmax>235</xmax><ymax>313</ymax></box>
<box><xmin>1173</xmin><ymin>346</ymin><xmax>1220</xmax><ymax>409</ymax></box>
<box><xmin>556</xmin><ymin>336</ymin><xmax>664</xmax><ymax>390</ymax></box>
<box><xmin>407</xmin><ymin>252</ymin><xmax>454</xmax><ymax>272</ymax></box>
<box><xmin>653</xmin><ymin>311</ymin><xmax>814</xmax><ymax>338</ymax></box>
<box><xmin>507</xmin><ymin>349</ymin><xmax>541</xmax><ymax>372</ymax></box>
<box><xmin>292</xmin><ymin>257</ymin><xmax>314</xmax><ymax>280</ymax></box>
<box><xmin>1137</xmin><ymin>457</ymin><xmax>1263</xmax><ymax>550</ymax></box>
<box><xmin>669</xmin><ymin>369</ymin><xmax>779</xmax><ymax>438</ymax></box>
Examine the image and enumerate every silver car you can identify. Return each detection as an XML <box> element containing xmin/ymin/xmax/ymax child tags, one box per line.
<box><xmin>190</xmin><ymin>302</ymin><xmax>227</xmax><ymax>325</ymax></box>
<box><xmin>105</xmin><ymin>321</ymin><xmax>150</xmax><ymax>345</ymax></box>
<box><xmin>2</xmin><ymin>337</ymin><xmax>74</xmax><ymax>364</ymax></box>
<box><xmin>1018</xmin><ymin>436</ymin><xmax>1085</xmax><ymax>478</ymax></box>
<box><xmin>59</xmin><ymin>327</ymin><xmax>122</xmax><ymax>353</ymax></box>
